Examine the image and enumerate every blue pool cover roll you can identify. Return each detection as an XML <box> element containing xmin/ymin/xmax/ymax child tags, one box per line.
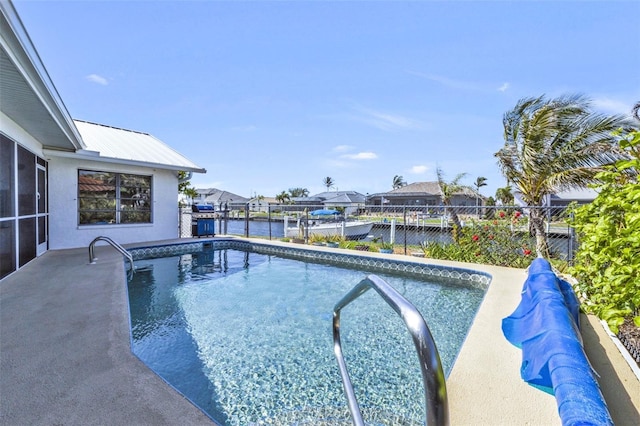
<box><xmin>502</xmin><ymin>258</ymin><xmax>613</xmax><ymax>426</ymax></box>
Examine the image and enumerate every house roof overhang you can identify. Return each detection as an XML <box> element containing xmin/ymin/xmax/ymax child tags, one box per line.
<box><xmin>0</xmin><ymin>1</ymin><xmax>84</xmax><ymax>151</ymax></box>
<box><xmin>41</xmin><ymin>147</ymin><xmax>206</xmax><ymax>173</ymax></box>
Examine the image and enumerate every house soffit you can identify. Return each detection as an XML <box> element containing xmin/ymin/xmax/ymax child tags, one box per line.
<box><xmin>0</xmin><ymin>2</ymin><xmax>83</xmax><ymax>151</ymax></box>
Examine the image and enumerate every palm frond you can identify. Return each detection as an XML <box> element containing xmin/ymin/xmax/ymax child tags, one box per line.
<box><xmin>496</xmin><ymin>94</ymin><xmax>632</xmax><ymax>202</ymax></box>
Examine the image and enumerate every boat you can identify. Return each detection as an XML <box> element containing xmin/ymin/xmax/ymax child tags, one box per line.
<box><xmin>284</xmin><ymin>209</ymin><xmax>374</xmax><ymax>241</ymax></box>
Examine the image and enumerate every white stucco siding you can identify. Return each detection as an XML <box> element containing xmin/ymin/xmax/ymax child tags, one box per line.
<box><xmin>48</xmin><ymin>156</ymin><xmax>180</xmax><ymax>249</ymax></box>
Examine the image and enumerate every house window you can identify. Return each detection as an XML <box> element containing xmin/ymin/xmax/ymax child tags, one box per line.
<box><xmin>78</xmin><ymin>170</ymin><xmax>152</xmax><ymax>225</ymax></box>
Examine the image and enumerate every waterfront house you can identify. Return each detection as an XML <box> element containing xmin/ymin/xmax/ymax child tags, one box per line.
<box><xmin>547</xmin><ymin>188</ymin><xmax>598</xmax><ymax>207</ymax></box>
<box><xmin>193</xmin><ymin>188</ymin><xmax>249</xmax><ymax>211</ymax></box>
<box><xmin>249</xmin><ymin>196</ymin><xmax>279</xmax><ymax>213</ymax></box>
<box><xmin>0</xmin><ymin>1</ymin><xmax>205</xmax><ymax>280</ymax></box>
<box><xmin>513</xmin><ymin>188</ymin><xmax>598</xmax><ymax>210</ymax></box>
<box><xmin>368</xmin><ymin>181</ymin><xmax>482</xmax><ymax>208</ymax></box>
<box><xmin>292</xmin><ymin>190</ymin><xmax>367</xmax><ymax>216</ymax></box>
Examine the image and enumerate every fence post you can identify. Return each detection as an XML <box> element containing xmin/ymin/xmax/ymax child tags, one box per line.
<box><xmin>244</xmin><ymin>203</ymin><xmax>249</xmax><ymax>237</ymax></box>
<box><xmin>403</xmin><ymin>206</ymin><xmax>408</xmax><ymax>255</ymax></box>
<box><xmin>224</xmin><ymin>204</ymin><xmax>228</xmax><ymax>234</ymax></box>
<box><xmin>390</xmin><ymin>219</ymin><xmax>396</xmax><ymax>244</ymax></box>
<box><xmin>268</xmin><ymin>204</ymin><xmax>272</xmax><ymax>240</ymax></box>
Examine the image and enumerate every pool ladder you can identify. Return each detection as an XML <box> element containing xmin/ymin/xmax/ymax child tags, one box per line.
<box><xmin>88</xmin><ymin>236</ymin><xmax>134</xmax><ymax>273</ymax></box>
<box><xmin>333</xmin><ymin>274</ymin><xmax>448</xmax><ymax>426</ymax></box>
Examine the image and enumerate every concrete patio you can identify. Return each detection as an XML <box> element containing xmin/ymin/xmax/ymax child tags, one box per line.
<box><xmin>1</xmin><ymin>239</ymin><xmax>638</xmax><ymax>425</ymax></box>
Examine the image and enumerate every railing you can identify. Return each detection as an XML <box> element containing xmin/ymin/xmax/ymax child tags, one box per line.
<box><xmin>178</xmin><ymin>204</ymin><xmax>578</xmax><ymax>263</ymax></box>
<box><xmin>333</xmin><ymin>274</ymin><xmax>448</xmax><ymax>426</ymax></box>
<box><xmin>88</xmin><ymin>236</ymin><xmax>134</xmax><ymax>273</ymax></box>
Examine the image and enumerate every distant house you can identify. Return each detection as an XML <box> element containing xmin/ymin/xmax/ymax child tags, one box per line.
<box><xmin>513</xmin><ymin>188</ymin><xmax>598</xmax><ymax>209</ymax></box>
<box><xmin>292</xmin><ymin>191</ymin><xmax>367</xmax><ymax>216</ymax></box>
<box><xmin>1</xmin><ymin>1</ymin><xmax>205</xmax><ymax>279</ymax></box>
<box><xmin>193</xmin><ymin>188</ymin><xmax>248</xmax><ymax>210</ymax></box>
<box><xmin>248</xmin><ymin>196</ymin><xmax>279</xmax><ymax>213</ymax></box>
<box><xmin>547</xmin><ymin>188</ymin><xmax>598</xmax><ymax>207</ymax></box>
<box><xmin>368</xmin><ymin>182</ymin><xmax>481</xmax><ymax>207</ymax></box>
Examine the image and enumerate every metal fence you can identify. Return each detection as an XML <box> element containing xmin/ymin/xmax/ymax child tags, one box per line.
<box><xmin>180</xmin><ymin>204</ymin><xmax>578</xmax><ymax>262</ymax></box>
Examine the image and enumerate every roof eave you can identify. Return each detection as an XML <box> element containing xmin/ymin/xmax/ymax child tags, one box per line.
<box><xmin>0</xmin><ymin>1</ymin><xmax>84</xmax><ymax>151</ymax></box>
<box><xmin>42</xmin><ymin>148</ymin><xmax>207</xmax><ymax>173</ymax></box>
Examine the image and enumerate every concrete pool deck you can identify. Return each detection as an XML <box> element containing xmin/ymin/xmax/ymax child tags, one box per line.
<box><xmin>1</xmin><ymin>237</ymin><xmax>638</xmax><ymax>425</ymax></box>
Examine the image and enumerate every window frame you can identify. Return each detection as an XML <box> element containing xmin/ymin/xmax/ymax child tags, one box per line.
<box><xmin>77</xmin><ymin>169</ymin><xmax>152</xmax><ymax>226</ymax></box>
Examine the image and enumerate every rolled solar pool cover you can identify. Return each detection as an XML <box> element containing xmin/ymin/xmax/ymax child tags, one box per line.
<box><xmin>502</xmin><ymin>258</ymin><xmax>613</xmax><ymax>426</ymax></box>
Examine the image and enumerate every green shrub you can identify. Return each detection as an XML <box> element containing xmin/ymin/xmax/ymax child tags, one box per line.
<box><xmin>326</xmin><ymin>234</ymin><xmax>345</xmax><ymax>243</ymax></box>
<box><xmin>308</xmin><ymin>233</ymin><xmax>326</xmax><ymax>244</ymax></box>
<box><xmin>422</xmin><ymin>210</ymin><xmax>535</xmax><ymax>268</ymax></box>
<box><xmin>569</xmin><ymin>130</ymin><xmax>640</xmax><ymax>333</ymax></box>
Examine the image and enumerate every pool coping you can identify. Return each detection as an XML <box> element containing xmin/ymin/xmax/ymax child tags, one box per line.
<box><xmin>129</xmin><ymin>238</ymin><xmax>492</xmax><ymax>290</ymax></box>
<box><xmin>1</xmin><ymin>236</ymin><xmax>638</xmax><ymax>425</ymax></box>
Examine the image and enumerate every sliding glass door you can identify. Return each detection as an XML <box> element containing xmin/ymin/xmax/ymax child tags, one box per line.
<box><xmin>37</xmin><ymin>162</ymin><xmax>47</xmax><ymax>255</ymax></box>
<box><xmin>0</xmin><ymin>134</ymin><xmax>48</xmax><ymax>279</ymax></box>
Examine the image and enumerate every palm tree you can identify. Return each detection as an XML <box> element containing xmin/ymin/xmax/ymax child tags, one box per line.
<box><xmin>495</xmin><ymin>94</ymin><xmax>630</xmax><ymax>257</ymax></box>
<box><xmin>275</xmin><ymin>191</ymin><xmax>290</xmax><ymax>204</ymax></box>
<box><xmin>495</xmin><ymin>186</ymin><xmax>514</xmax><ymax>205</ymax></box>
<box><xmin>392</xmin><ymin>175</ymin><xmax>406</xmax><ymax>189</ymax></box>
<box><xmin>323</xmin><ymin>177</ymin><xmax>334</xmax><ymax>191</ymax></box>
<box><xmin>288</xmin><ymin>187</ymin><xmax>309</xmax><ymax>198</ymax></box>
<box><xmin>436</xmin><ymin>166</ymin><xmax>467</xmax><ymax>231</ymax></box>
<box><xmin>473</xmin><ymin>176</ymin><xmax>487</xmax><ymax>214</ymax></box>
<box><xmin>473</xmin><ymin>176</ymin><xmax>487</xmax><ymax>194</ymax></box>
<box><xmin>177</xmin><ymin>171</ymin><xmax>198</xmax><ymax>206</ymax></box>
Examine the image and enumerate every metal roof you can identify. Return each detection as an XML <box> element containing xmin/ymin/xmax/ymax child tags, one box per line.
<box><xmin>309</xmin><ymin>190</ymin><xmax>366</xmax><ymax>201</ymax></box>
<box><xmin>323</xmin><ymin>192</ymin><xmax>366</xmax><ymax>204</ymax></box>
<box><xmin>550</xmin><ymin>188</ymin><xmax>598</xmax><ymax>201</ymax></box>
<box><xmin>73</xmin><ymin>120</ymin><xmax>205</xmax><ymax>173</ymax></box>
<box><xmin>197</xmin><ymin>188</ymin><xmax>248</xmax><ymax>203</ymax></box>
<box><xmin>369</xmin><ymin>182</ymin><xmax>480</xmax><ymax>198</ymax></box>
<box><xmin>390</xmin><ymin>182</ymin><xmax>441</xmax><ymax>195</ymax></box>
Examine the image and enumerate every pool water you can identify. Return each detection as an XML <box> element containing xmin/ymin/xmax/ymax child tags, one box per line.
<box><xmin>128</xmin><ymin>248</ymin><xmax>485</xmax><ymax>425</ymax></box>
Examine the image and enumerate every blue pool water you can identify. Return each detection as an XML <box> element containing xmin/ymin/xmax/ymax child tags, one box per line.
<box><xmin>128</xmin><ymin>247</ymin><xmax>485</xmax><ymax>425</ymax></box>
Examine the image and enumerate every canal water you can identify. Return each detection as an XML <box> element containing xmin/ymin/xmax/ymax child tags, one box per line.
<box><xmin>220</xmin><ymin>218</ymin><xmax>573</xmax><ymax>259</ymax></box>
<box><xmin>223</xmin><ymin>219</ymin><xmax>452</xmax><ymax>245</ymax></box>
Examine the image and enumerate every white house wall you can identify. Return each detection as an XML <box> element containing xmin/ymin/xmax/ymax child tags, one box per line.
<box><xmin>48</xmin><ymin>156</ymin><xmax>179</xmax><ymax>249</ymax></box>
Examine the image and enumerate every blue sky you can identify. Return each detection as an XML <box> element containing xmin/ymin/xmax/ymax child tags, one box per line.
<box><xmin>14</xmin><ymin>0</ymin><xmax>640</xmax><ymax>199</ymax></box>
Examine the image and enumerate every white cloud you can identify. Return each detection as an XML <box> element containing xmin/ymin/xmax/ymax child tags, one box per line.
<box><xmin>340</xmin><ymin>152</ymin><xmax>378</xmax><ymax>160</ymax></box>
<box><xmin>410</xmin><ymin>71</ymin><xmax>512</xmax><ymax>95</ymax></box>
<box><xmin>350</xmin><ymin>105</ymin><xmax>419</xmax><ymax>131</ymax></box>
<box><xmin>332</xmin><ymin>145</ymin><xmax>354</xmax><ymax>152</ymax></box>
<box><xmin>409</xmin><ymin>165</ymin><xmax>428</xmax><ymax>174</ymax></box>
<box><xmin>86</xmin><ymin>74</ymin><xmax>108</xmax><ymax>86</ymax></box>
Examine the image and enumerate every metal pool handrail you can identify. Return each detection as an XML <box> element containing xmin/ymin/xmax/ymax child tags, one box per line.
<box><xmin>332</xmin><ymin>274</ymin><xmax>448</xmax><ymax>426</ymax></box>
<box><xmin>88</xmin><ymin>236</ymin><xmax>134</xmax><ymax>273</ymax></box>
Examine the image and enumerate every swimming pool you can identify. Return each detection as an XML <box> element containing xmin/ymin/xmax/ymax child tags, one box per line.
<box><xmin>127</xmin><ymin>241</ymin><xmax>488</xmax><ymax>425</ymax></box>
